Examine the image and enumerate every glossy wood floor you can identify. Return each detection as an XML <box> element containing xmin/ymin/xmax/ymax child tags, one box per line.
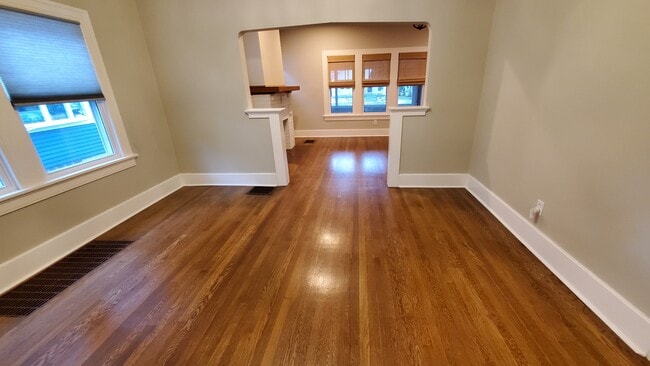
<box><xmin>0</xmin><ymin>137</ymin><xmax>646</xmax><ymax>365</ymax></box>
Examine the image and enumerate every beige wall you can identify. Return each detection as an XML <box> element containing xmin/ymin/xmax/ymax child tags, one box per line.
<box><xmin>242</xmin><ymin>32</ymin><xmax>265</xmax><ymax>86</ymax></box>
<box><xmin>258</xmin><ymin>30</ymin><xmax>286</xmax><ymax>86</ymax></box>
<box><xmin>470</xmin><ymin>0</ymin><xmax>650</xmax><ymax>315</ymax></box>
<box><xmin>135</xmin><ymin>0</ymin><xmax>495</xmax><ymax>174</ymax></box>
<box><xmin>0</xmin><ymin>0</ymin><xmax>178</xmax><ymax>263</ymax></box>
<box><xmin>279</xmin><ymin>23</ymin><xmax>428</xmax><ymax>131</ymax></box>
<box><xmin>243</xmin><ymin>30</ymin><xmax>286</xmax><ymax>87</ymax></box>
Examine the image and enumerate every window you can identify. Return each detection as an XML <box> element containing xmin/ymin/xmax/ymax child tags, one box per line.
<box><xmin>0</xmin><ymin>1</ymin><xmax>135</xmax><ymax>214</ymax></box>
<box><xmin>327</xmin><ymin>55</ymin><xmax>355</xmax><ymax>113</ymax></box>
<box><xmin>362</xmin><ymin>53</ymin><xmax>391</xmax><ymax>112</ymax></box>
<box><xmin>330</xmin><ymin>87</ymin><xmax>353</xmax><ymax>113</ymax></box>
<box><xmin>323</xmin><ymin>47</ymin><xmax>427</xmax><ymax>119</ymax></box>
<box><xmin>17</xmin><ymin>101</ymin><xmax>114</xmax><ymax>173</ymax></box>
<box><xmin>397</xmin><ymin>52</ymin><xmax>427</xmax><ymax>107</ymax></box>
<box><xmin>398</xmin><ymin>85</ymin><xmax>423</xmax><ymax>106</ymax></box>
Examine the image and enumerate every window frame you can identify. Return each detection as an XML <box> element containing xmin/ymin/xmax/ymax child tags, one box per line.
<box><xmin>322</xmin><ymin>46</ymin><xmax>428</xmax><ymax>121</ymax></box>
<box><xmin>0</xmin><ymin>150</ymin><xmax>16</xmax><ymax>195</ymax></box>
<box><xmin>0</xmin><ymin>0</ymin><xmax>137</xmax><ymax>216</ymax></box>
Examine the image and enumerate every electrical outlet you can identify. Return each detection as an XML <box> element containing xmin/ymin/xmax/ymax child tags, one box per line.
<box><xmin>536</xmin><ymin>200</ymin><xmax>544</xmax><ymax>216</ymax></box>
<box><xmin>529</xmin><ymin>199</ymin><xmax>544</xmax><ymax>223</ymax></box>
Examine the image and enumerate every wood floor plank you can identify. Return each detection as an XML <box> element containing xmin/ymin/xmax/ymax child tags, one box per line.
<box><xmin>0</xmin><ymin>137</ymin><xmax>647</xmax><ymax>365</ymax></box>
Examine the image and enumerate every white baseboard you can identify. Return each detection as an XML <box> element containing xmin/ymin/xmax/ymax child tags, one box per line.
<box><xmin>180</xmin><ymin>173</ymin><xmax>277</xmax><ymax>186</ymax></box>
<box><xmin>294</xmin><ymin>129</ymin><xmax>389</xmax><ymax>137</ymax></box>
<box><xmin>398</xmin><ymin>173</ymin><xmax>468</xmax><ymax>188</ymax></box>
<box><xmin>466</xmin><ymin>176</ymin><xmax>650</xmax><ymax>357</ymax></box>
<box><xmin>0</xmin><ymin>175</ymin><xmax>183</xmax><ymax>295</ymax></box>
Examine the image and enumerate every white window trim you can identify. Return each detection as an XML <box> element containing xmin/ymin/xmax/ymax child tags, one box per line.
<box><xmin>323</xmin><ymin>113</ymin><xmax>391</xmax><ymax>122</ymax></box>
<box><xmin>322</xmin><ymin>46</ymin><xmax>428</xmax><ymax>121</ymax></box>
<box><xmin>0</xmin><ymin>149</ymin><xmax>17</xmax><ymax>195</ymax></box>
<box><xmin>0</xmin><ymin>0</ymin><xmax>137</xmax><ymax>216</ymax></box>
<box><xmin>0</xmin><ymin>156</ymin><xmax>136</xmax><ymax>216</ymax></box>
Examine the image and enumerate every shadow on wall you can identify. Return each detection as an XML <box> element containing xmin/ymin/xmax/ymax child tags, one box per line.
<box><xmin>470</xmin><ymin>0</ymin><xmax>574</xmax><ymax>191</ymax></box>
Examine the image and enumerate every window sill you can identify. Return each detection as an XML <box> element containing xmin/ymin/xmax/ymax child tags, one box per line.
<box><xmin>323</xmin><ymin>113</ymin><xmax>390</xmax><ymax>122</ymax></box>
<box><xmin>0</xmin><ymin>154</ymin><xmax>138</xmax><ymax>216</ymax></box>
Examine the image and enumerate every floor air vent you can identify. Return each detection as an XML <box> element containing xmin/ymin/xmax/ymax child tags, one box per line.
<box><xmin>247</xmin><ymin>186</ymin><xmax>274</xmax><ymax>195</ymax></box>
<box><xmin>0</xmin><ymin>240</ymin><xmax>133</xmax><ymax>317</ymax></box>
<box><xmin>304</xmin><ymin>139</ymin><xmax>316</xmax><ymax>144</ymax></box>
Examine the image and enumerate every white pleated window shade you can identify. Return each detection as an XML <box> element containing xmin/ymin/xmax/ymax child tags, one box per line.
<box><xmin>362</xmin><ymin>53</ymin><xmax>391</xmax><ymax>87</ymax></box>
<box><xmin>397</xmin><ymin>52</ymin><xmax>427</xmax><ymax>85</ymax></box>
<box><xmin>0</xmin><ymin>7</ymin><xmax>103</xmax><ymax>106</ymax></box>
<box><xmin>328</xmin><ymin>55</ymin><xmax>355</xmax><ymax>88</ymax></box>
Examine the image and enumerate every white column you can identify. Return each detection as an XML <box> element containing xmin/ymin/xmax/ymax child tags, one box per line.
<box><xmin>387</xmin><ymin>106</ymin><xmax>430</xmax><ymax>187</ymax></box>
<box><xmin>245</xmin><ymin>108</ymin><xmax>290</xmax><ymax>186</ymax></box>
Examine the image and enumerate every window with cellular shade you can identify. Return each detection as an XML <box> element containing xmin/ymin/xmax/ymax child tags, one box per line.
<box><xmin>327</xmin><ymin>55</ymin><xmax>355</xmax><ymax>88</ymax></box>
<box><xmin>397</xmin><ymin>52</ymin><xmax>427</xmax><ymax>85</ymax></box>
<box><xmin>362</xmin><ymin>53</ymin><xmax>391</xmax><ymax>86</ymax></box>
<box><xmin>0</xmin><ymin>7</ymin><xmax>104</xmax><ymax>106</ymax></box>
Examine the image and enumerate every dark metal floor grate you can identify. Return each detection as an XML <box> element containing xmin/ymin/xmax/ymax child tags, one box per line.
<box><xmin>247</xmin><ymin>186</ymin><xmax>275</xmax><ymax>195</ymax></box>
<box><xmin>304</xmin><ymin>139</ymin><xmax>316</xmax><ymax>144</ymax></box>
<box><xmin>0</xmin><ymin>240</ymin><xmax>133</xmax><ymax>317</ymax></box>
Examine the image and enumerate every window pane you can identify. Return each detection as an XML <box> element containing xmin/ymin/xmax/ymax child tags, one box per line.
<box><xmin>363</xmin><ymin>86</ymin><xmax>386</xmax><ymax>112</ymax></box>
<box><xmin>18</xmin><ymin>101</ymin><xmax>114</xmax><ymax>173</ymax></box>
<box><xmin>16</xmin><ymin>105</ymin><xmax>45</xmax><ymax>123</ymax></box>
<box><xmin>69</xmin><ymin>102</ymin><xmax>87</xmax><ymax>117</ymax></box>
<box><xmin>46</xmin><ymin>103</ymin><xmax>68</xmax><ymax>120</ymax></box>
<box><xmin>398</xmin><ymin>85</ymin><xmax>423</xmax><ymax>106</ymax></box>
<box><xmin>0</xmin><ymin>177</ymin><xmax>5</xmax><ymax>189</ymax></box>
<box><xmin>330</xmin><ymin>87</ymin><xmax>353</xmax><ymax>113</ymax></box>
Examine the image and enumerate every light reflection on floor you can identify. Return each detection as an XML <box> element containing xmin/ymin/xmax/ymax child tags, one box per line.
<box><xmin>329</xmin><ymin>151</ymin><xmax>386</xmax><ymax>175</ymax></box>
<box><xmin>318</xmin><ymin>229</ymin><xmax>340</xmax><ymax>250</ymax></box>
<box><xmin>310</xmin><ymin>146</ymin><xmax>386</xmax><ymax>296</ymax></box>
<box><xmin>361</xmin><ymin>152</ymin><xmax>386</xmax><ymax>174</ymax></box>
<box><xmin>329</xmin><ymin>152</ymin><xmax>355</xmax><ymax>174</ymax></box>
<box><xmin>307</xmin><ymin>268</ymin><xmax>339</xmax><ymax>295</ymax></box>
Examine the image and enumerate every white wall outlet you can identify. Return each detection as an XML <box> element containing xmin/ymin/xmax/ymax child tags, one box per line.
<box><xmin>529</xmin><ymin>199</ymin><xmax>544</xmax><ymax>223</ymax></box>
<box><xmin>535</xmin><ymin>199</ymin><xmax>544</xmax><ymax>216</ymax></box>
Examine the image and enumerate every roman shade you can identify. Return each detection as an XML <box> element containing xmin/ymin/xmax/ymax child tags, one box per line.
<box><xmin>0</xmin><ymin>7</ymin><xmax>104</xmax><ymax>106</ymax></box>
<box><xmin>362</xmin><ymin>53</ymin><xmax>391</xmax><ymax>87</ymax></box>
<box><xmin>328</xmin><ymin>55</ymin><xmax>355</xmax><ymax>88</ymax></box>
<box><xmin>397</xmin><ymin>52</ymin><xmax>427</xmax><ymax>85</ymax></box>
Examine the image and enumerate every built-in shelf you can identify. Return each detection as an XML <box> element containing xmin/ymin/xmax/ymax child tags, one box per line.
<box><xmin>249</xmin><ymin>85</ymin><xmax>300</xmax><ymax>95</ymax></box>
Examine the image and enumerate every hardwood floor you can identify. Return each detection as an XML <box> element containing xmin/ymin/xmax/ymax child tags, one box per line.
<box><xmin>0</xmin><ymin>137</ymin><xmax>646</xmax><ymax>365</ymax></box>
